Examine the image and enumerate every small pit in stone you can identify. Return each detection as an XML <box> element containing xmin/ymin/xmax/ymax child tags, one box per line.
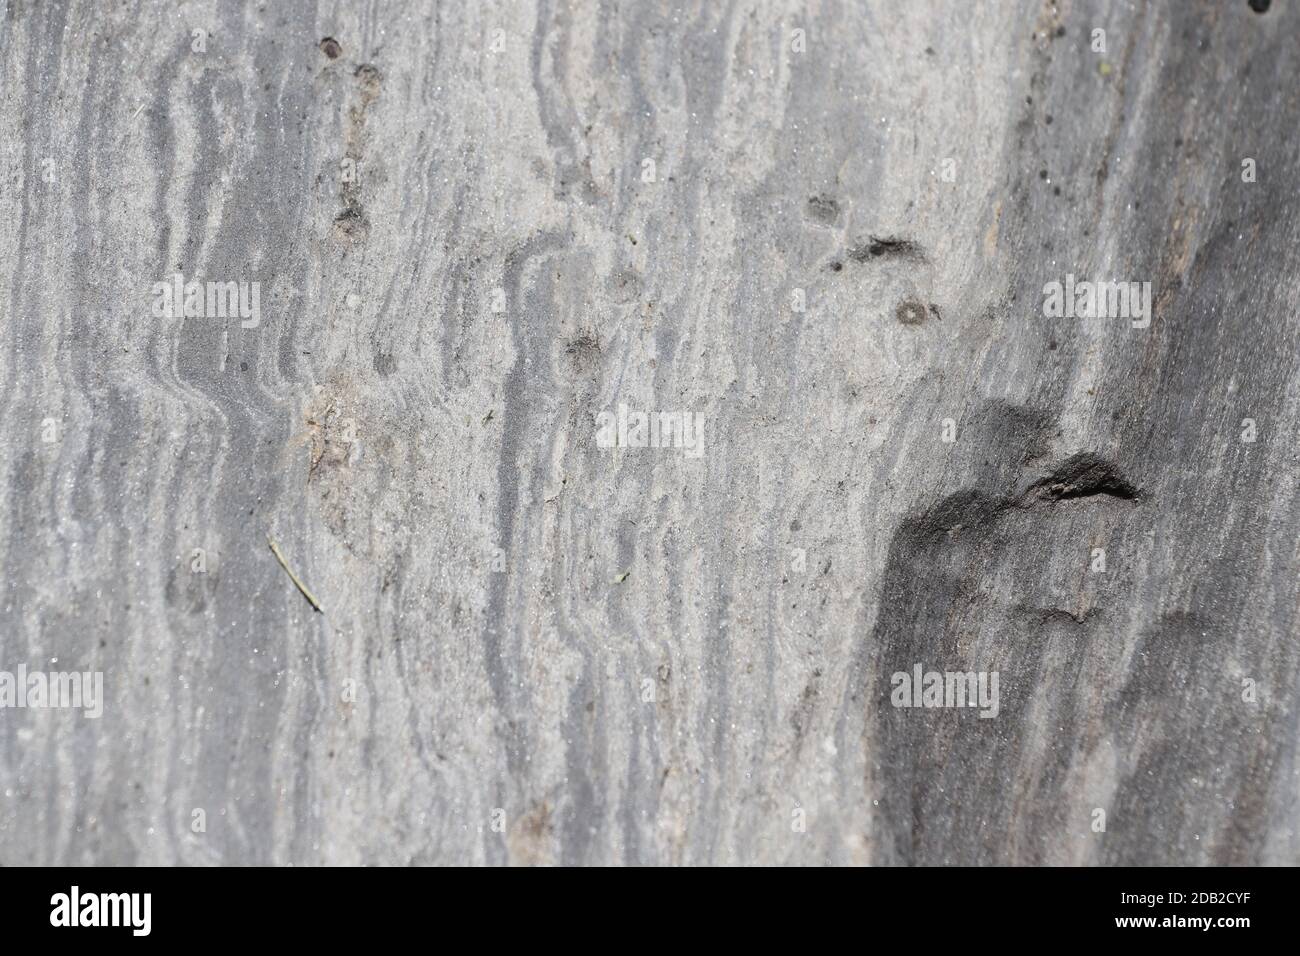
<box><xmin>896</xmin><ymin>298</ymin><xmax>929</xmax><ymax>325</ymax></box>
<box><xmin>320</xmin><ymin>37</ymin><xmax>343</xmax><ymax>59</ymax></box>
<box><xmin>333</xmin><ymin>207</ymin><xmax>370</xmax><ymax>242</ymax></box>
<box><xmin>806</xmin><ymin>194</ymin><xmax>840</xmax><ymax>225</ymax></box>
<box><xmin>850</xmin><ymin>235</ymin><xmax>926</xmax><ymax>262</ymax></box>
<box><xmin>564</xmin><ymin>332</ymin><xmax>602</xmax><ymax>372</ymax></box>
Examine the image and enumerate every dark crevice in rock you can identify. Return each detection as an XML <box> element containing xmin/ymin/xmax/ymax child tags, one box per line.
<box><xmin>1014</xmin><ymin>603</ymin><xmax>1101</xmax><ymax>626</ymax></box>
<box><xmin>1024</xmin><ymin>452</ymin><xmax>1141</xmax><ymax>503</ymax></box>
<box><xmin>848</xmin><ymin>234</ymin><xmax>926</xmax><ymax>262</ymax></box>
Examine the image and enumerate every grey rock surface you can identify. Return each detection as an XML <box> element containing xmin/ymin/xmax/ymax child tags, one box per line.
<box><xmin>0</xmin><ymin>0</ymin><xmax>1297</xmax><ymax>865</ymax></box>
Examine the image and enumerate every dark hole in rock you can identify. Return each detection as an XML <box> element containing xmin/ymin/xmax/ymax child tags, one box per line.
<box><xmin>896</xmin><ymin>298</ymin><xmax>928</xmax><ymax>325</ymax></box>
<box><xmin>850</xmin><ymin>235</ymin><xmax>925</xmax><ymax>262</ymax></box>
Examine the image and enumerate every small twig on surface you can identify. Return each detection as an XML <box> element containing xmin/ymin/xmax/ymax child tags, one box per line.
<box><xmin>268</xmin><ymin>538</ymin><xmax>324</xmax><ymax>613</ymax></box>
